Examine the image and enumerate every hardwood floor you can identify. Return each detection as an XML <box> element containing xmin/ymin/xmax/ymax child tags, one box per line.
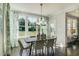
<box><xmin>10</xmin><ymin>46</ymin><xmax>65</xmax><ymax>56</ymax></box>
<box><xmin>10</xmin><ymin>44</ymin><xmax>79</xmax><ymax>56</ymax></box>
<box><xmin>67</xmin><ymin>44</ymin><xmax>79</xmax><ymax>56</ymax></box>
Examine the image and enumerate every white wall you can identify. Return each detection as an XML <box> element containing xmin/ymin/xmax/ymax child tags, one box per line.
<box><xmin>49</xmin><ymin>12</ymin><xmax>65</xmax><ymax>46</ymax></box>
<box><xmin>55</xmin><ymin>12</ymin><xmax>65</xmax><ymax>46</ymax></box>
<box><xmin>48</xmin><ymin>16</ymin><xmax>56</xmax><ymax>37</ymax></box>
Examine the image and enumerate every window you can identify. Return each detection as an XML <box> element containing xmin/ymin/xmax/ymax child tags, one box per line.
<box><xmin>28</xmin><ymin>17</ymin><xmax>36</xmax><ymax>31</ymax></box>
<box><xmin>19</xmin><ymin>18</ymin><xmax>25</xmax><ymax>31</ymax></box>
<box><xmin>27</xmin><ymin>16</ymin><xmax>37</xmax><ymax>36</ymax></box>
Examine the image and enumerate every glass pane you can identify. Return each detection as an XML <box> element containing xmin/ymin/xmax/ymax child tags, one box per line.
<box><xmin>67</xmin><ymin>16</ymin><xmax>77</xmax><ymax>42</ymax></box>
<box><xmin>18</xmin><ymin>15</ymin><xmax>26</xmax><ymax>37</ymax></box>
<box><xmin>27</xmin><ymin>16</ymin><xmax>37</xmax><ymax>37</ymax></box>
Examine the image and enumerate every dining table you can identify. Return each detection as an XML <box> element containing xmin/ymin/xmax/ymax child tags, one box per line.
<box><xmin>24</xmin><ymin>36</ymin><xmax>56</xmax><ymax>55</ymax></box>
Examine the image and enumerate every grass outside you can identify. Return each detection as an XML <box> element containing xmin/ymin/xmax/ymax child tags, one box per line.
<box><xmin>19</xmin><ymin>31</ymin><xmax>36</xmax><ymax>37</ymax></box>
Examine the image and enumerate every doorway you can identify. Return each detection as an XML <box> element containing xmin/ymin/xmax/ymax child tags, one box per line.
<box><xmin>65</xmin><ymin>9</ymin><xmax>79</xmax><ymax>55</ymax></box>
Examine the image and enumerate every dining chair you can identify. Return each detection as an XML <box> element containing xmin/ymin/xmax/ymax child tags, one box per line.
<box><xmin>33</xmin><ymin>40</ymin><xmax>45</xmax><ymax>56</ymax></box>
<box><xmin>18</xmin><ymin>39</ymin><xmax>31</xmax><ymax>56</ymax></box>
<box><xmin>46</xmin><ymin>39</ymin><xmax>55</xmax><ymax>56</ymax></box>
<box><xmin>37</xmin><ymin>34</ymin><xmax>40</xmax><ymax>40</ymax></box>
<box><xmin>41</xmin><ymin>34</ymin><xmax>46</xmax><ymax>40</ymax></box>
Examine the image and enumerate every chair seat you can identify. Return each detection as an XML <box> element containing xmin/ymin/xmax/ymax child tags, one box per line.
<box><xmin>18</xmin><ymin>39</ymin><xmax>31</xmax><ymax>56</ymax></box>
<box><xmin>19</xmin><ymin>39</ymin><xmax>31</xmax><ymax>48</ymax></box>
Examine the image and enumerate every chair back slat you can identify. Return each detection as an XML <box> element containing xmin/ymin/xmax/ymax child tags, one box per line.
<box><xmin>41</xmin><ymin>34</ymin><xmax>46</xmax><ymax>40</ymax></box>
<box><xmin>35</xmin><ymin>40</ymin><xmax>45</xmax><ymax>49</ymax></box>
<box><xmin>37</xmin><ymin>34</ymin><xmax>40</xmax><ymax>40</ymax></box>
<box><xmin>46</xmin><ymin>39</ymin><xmax>55</xmax><ymax>47</ymax></box>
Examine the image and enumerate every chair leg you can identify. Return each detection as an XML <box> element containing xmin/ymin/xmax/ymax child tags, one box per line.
<box><xmin>52</xmin><ymin>47</ymin><xmax>54</xmax><ymax>56</ymax></box>
<box><xmin>26</xmin><ymin>49</ymin><xmax>30</xmax><ymax>56</ymax></box>
<box><xmin>29</xmin><ymin>49</ymin><xmax>30</xmax><ymax>56</ymax></box>
<box><xmin>20</xmin><ymin>49</ymin><xmax>23</xmax><ymax>56</ymax></box>
<box><xmin>41</xmin><ymin>49</ymin><xmax>42</xmax><ymax>56</ymax></box>
<box><xmin>42</xmin><ymin>48</ymin><xmax>43</xmax><ymax>55</ymax></box>
<box><xmin>45</xmin><ymin>47</ymin><xmax>47</xmax><ymax>56</ymax></box>
<box><xmin>35</xmin><ymin>49</ymin><xmax>37</xmax><ymax>56</ymax></box>
<box><xmin>47</xmin><ymin>47</ymin><xmax>49</xmax><ymax>55</ymax></box>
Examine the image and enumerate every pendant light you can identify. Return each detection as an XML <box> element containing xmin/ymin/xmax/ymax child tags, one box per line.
<box><xmin>40</xmin><ymin>3</ymin><xmax>43</xmax><ymax>21</ymax></box>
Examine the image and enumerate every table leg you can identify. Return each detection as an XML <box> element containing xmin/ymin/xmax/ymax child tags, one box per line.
<box><xmin>29</xmin><ymin>43</ymin><xmax>32</xmax><ymax>56</ymax></box>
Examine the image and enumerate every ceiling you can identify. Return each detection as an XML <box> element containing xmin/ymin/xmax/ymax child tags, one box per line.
<box><xmin>68</xmin><ymin>9</ymin><xmax>79</xmax><ymax>17</ymax></box>
<box><xmin>10</xmin><ymin>3</ymin><xmax>79</xmax><ymax>16</ymax></box>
